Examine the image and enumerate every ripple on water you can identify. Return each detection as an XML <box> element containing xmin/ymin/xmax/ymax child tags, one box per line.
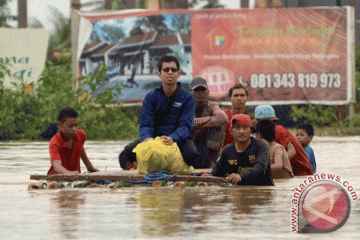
<box><xmin>0</xmin><ymin>138</ymin><xmax>360</xmax><ymax>239</ymax></box>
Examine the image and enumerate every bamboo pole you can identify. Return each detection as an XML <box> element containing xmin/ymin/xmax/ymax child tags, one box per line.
<box><xmin>30</xmin><ymin>173</ymin><xmax>227</xmax><ymax>184</ymax></box>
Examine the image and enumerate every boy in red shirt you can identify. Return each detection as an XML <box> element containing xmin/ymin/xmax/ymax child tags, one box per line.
<box><xmin>47</xmin><ymin>107</ymin><xmax>99</xmax><ymax>175</ymax></box>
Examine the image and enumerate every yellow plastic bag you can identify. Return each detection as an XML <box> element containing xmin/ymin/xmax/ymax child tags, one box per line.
<box><xmin>133</xmin><ymin>137</ymin><xmax>195</xmax><ymax>174</ymax></box>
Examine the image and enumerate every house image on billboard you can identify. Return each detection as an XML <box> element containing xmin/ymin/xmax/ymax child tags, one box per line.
<box><xmin>79</xmin><ymin>31</ymin><xmax>192</xmax><ymax>80</ymax></box>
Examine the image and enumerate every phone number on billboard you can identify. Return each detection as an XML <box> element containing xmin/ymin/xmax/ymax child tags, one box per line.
<box><xmin>250</xmin><ymin>73</ymin><xmax>341</xmax><ymax>89</ymax></box>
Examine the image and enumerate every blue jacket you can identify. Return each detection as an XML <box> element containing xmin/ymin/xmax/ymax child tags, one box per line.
<box><xmin>139</xmin><ymin>82</ymin><xmax>195</xmax><ymax>142</ymax></box>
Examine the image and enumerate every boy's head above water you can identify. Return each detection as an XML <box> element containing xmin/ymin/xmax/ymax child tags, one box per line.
<box><xmin>57</xmin><ymin>107</ymin><xmax>79</xmax><ymax>139</ymax></box>
<box><xmin>296</xmin><ymin>124</ymin><xmax>314</xmax><ymax>148</ymax></box>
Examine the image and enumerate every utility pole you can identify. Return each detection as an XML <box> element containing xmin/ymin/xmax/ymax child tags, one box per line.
<box><xmin>104</xmin><ymin>0</ymin><xmax>112</xmax><ymax>10</ymax></box>
<box><xmin>123</xmin><ymin>0</ymin><xmax>136</xmax><ymax>9</ymax></box>
<box><xmin>240</xmin><ymin>0</ymin><xmax>249</xmax><ymax>8</ymax></box>
<box><xmin>18</xmin><ymin>0</ymin><xmax>27</xmax><ymax>28</ymax></box>
<box><xmin>71</xmin><ymin>0</ymin><xmax>81</xmax><ymax>10</ymax></box>
<box><xmin>255</xmin><ymin>0</ymin><xmax>282</xmax><ymax>8</ymax></box>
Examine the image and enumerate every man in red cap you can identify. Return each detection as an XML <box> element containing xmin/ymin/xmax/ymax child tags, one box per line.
<box><xmin>210</xmin><ymin>114</ymin><xmax>274</xmax><ymax>186</ymax></box>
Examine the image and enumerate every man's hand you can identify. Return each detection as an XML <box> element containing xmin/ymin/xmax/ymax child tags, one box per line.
<box><xmin>201</xmin><ymin>173</ymin><xmax>212</xmax><ymax>177</ymax></box>
<box><xmin>159</xmin><ymin>136</ymin><xmax>174</xmax><ymax>145</ymax></box>
<box><xmin>87</xmin><ymin>166</ymin><xmax>100</xmax><ymax>172</ymax></box>
<box><xmin>226</xmin><ymin>173</ymin><xmax>242</xmax><ymax>185</ymax></box>
<box><xmin>142</xmin><ymin>138</ymin><xmax>154</xmax><ymax>143</ymax></box>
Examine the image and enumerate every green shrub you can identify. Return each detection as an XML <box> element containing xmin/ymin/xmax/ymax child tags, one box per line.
<box><xmin>290</xmin><ymin>104</ymin><xmax>338</xmax><ymax>127</ymax></box>
<box><xmin>0</xmin><ymin>50</ymin><xmax>139</xmax><ymax>140</ymax></box>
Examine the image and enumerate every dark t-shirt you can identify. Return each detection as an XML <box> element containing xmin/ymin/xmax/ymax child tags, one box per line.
<box><xmin>211</xmin><ymin>137</ymin><xmax>274</xmax><ymax>186</ymax></box>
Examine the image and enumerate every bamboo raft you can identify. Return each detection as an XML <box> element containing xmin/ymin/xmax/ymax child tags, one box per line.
<box><xmin>29</xmin><ymin>169</ymin><xmax>227</xmax><ymax>184</ymax></box>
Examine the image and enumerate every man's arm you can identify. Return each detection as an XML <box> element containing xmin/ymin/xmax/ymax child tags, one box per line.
<box><xmin>271</xmin><ymin>145</ymin><xmax>285</xmax><ymax>173</ymax></box>
<box><xmin>81</xmin><ymin>148</ymin><xmax>99</xmax><ymax>172</ymax></box>
<box><xmin>52</xmin><ymin>160</ymin><xmax>79</xmax><ymax>175</ymax></box>
<box><xmin>193</xmin><ymin>102</ymin><xmax>228</xmax><ymax>129</ymax></box>
<box><xmin>210</xmin><ymin>150</ymin><xmax>228</xmax><ymax>177</ymax></box>
<box><xmin>286</xmin><ymin>142</ymin><xmax>296</xmax><ymax>159</ymax></box>
<box><xmin>169</xmin><ymin>93</ymin><xmax>195</xmax><ymax>142</ymax></box>
<box><xmin>139</xmin><ymin>93</ymin><xmax>156</xmax><ymax>142</ymax></box>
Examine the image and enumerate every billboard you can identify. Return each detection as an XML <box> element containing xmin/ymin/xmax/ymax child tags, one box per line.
<box><xmin>0</xmin><ymin>28</ymin><xmax>50</xmax><ymax>89</ymax></box>
<box><xmin>72</xmin><ymin>7</ymin><xmax>355</xmax><ymax>105</ymax></box>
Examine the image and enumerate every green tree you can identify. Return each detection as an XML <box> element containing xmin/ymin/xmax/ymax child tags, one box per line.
<box><xmin>111</xmin><ymin>0</ymin><xmax>125</xmax><ymax>10</ymax></box>
<box><xmin>136</xmin><ymin>0</ymin><xmax>145</xmax><ymax>8</ymax></box>
<box><xmin>202</xmin><ymin>0</ymin><xmax>224</xmax><ymax>8</ymax></box>
<box><xmin>90</xmin><ymin>30</ymin><xmax>102</xmax><ymax>43</ymax></box>
<box><xmin>47</xmin><ymin>5</ymin><xmax>71</xmax><ymax>51</ymax></box>
<box><xmin>0</xmin><ymin>0</ymin><xmax>13</xmax><ymax>27</ymax></box>
<box><xmin>290</xmin><ymin>104</ymin><xmax>338</xmax><ymax>127</ymax></box>
<box><xmin>101</xmin><ymin>23</ymin><xmax>125</xmax><ymax>44</ymax></box>
<box><xmin>171</xmin><ymin>14</ymin><xmax>191</xmax><ymax>34</ymax></box>
<box><xmin>188</xmin><ymin>0</ymin><xmax>224</xmax><ymax>9</ymax></box>
<box><xmin>0</xmin><ymin>51</ymin><xmax>139</xmax><ymax>140</ymax></box>
<box><xmin>130</xmin><ymin>15</ymin><xmax>173</xmax><ymax>36</ymax></box>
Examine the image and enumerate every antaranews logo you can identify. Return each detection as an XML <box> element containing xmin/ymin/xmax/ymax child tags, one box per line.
<box><xmin>291</xmin><ymin>173</ymin><xmax>358</xmax><ymax>233</ymax></box>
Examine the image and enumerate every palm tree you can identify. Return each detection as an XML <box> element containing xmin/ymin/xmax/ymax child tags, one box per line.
<box><xmin>0</xmin><ymin>0</ymin><xmax>13</xmax><ymax>27</ymax></box>
<box><xmin>47</xmin><ymin>5</ymin><xmax>71</xmax><ymax>51</ymax></box>
<box><xmin>188</xmin><ymin>0</ymin><xmax>224</xmax><ymax>9</ymax></box>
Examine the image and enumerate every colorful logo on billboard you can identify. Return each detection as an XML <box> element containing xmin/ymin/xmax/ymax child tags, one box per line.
<box><xmin>215</xmin><ymin>35</ymin><xmax>225</xmax><ymax>46</ymax></box>
<box><xmin>199</xmin><ymin>66</ymin><xmax>236</xmax><ymax>99</ymax></box>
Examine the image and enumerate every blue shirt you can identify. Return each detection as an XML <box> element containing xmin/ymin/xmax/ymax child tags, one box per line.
<box><xmin>305</xmin><ymin>145</ymin><xmax>316</xmax><ymax>173</ymax></box>
<box><xmin>139</xmin><ymin>82</ymin><xmax>195</xmax><ymax>143</ymax></box>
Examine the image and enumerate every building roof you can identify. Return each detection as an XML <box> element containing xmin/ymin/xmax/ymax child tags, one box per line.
<box><xmin>153</xmin><ymin>34</ymin><xmax>179</xmax><ymax>46</ymax></box>
<box><xmin>83</xmin><ymin>42</ymin><xmax>107</xmax><ymax>53</ymax></box>
<box><xmin>118</xmin><ymin>31</ymin><xmax>157</xmax><ymax>48</ymax></box>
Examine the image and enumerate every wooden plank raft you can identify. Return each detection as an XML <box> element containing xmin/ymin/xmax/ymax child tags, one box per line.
<box><xmin>30</xmin><ymin>169</ymin><xmax>227</xmax><ymax>184</ymax></box>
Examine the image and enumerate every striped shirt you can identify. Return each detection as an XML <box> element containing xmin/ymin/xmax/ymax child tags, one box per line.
<box><xmin>193</xmin><ymin>101</ymin><xmax>228</xmax><ymax>128</ymax></box>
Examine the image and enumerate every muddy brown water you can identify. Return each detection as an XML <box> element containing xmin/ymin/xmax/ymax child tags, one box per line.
<box><xmin>0</xmin><ymin>137</ymin><xmax>359</xmax><ymax>239</ymax></box>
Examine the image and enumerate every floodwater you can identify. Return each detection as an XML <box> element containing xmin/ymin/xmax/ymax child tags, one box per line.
<box><xmin>1</xmin><ymin>137</ymin><xmax>360</xmax><ymax>239</ymax></box>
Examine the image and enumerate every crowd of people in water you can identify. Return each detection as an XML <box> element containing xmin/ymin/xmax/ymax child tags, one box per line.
<box><xmin>44</xmin><ymin>55</ymin><xmax>317</xmax><ymax>187</ymax></box>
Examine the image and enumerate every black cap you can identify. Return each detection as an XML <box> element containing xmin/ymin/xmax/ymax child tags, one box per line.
<box><xmin>189</xmin><ymin>77</ymin><xmax>208</xmax><ymax>90</ymax></box>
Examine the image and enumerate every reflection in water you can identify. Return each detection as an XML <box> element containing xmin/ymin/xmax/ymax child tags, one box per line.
<box><xmin>50</xmin><ymin>190</ymin><xmax>86</xmax><ymax>239</ymax></box>
<box><xmin>229</xmin><ymin>187</ymin><xmax>274</xmax><ymax>215</ymax></box>
<box><xmin>136</xmin><ymin>188</ymin><xmax>184</xmax><ymax>236</ymax></box>
<box><xmin>182</xmin><ymin>187</ymin><xmax>230</xmax><ymax>232</ymax></box>
<box><xmin>229</xmin><ymin>187</ymin><xmax>275</xmax><ymax>234</ymax></box>
<box><xmin>1</xmin><ymin>138</ymin><xmax>360</xmax><ymax>239</ymax></box>
<box><xmin>181</xmin><ymin>187</ymin><xmax>275</xmax><ymax>234</ymax></box>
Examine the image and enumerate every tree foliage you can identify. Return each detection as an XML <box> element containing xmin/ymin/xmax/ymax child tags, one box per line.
<box><xmin>129</xmin><ymin>15</ymin><xmax>174</xmax><ymax>36</ymax></box>
<box><xmin>0</xmin><ymin>0</ymin><xmax>13</xmax><ymax>27</ymax></box>
<box><xmin>47</xmin><ymin>5</ymin><xmax>71</xmax><ymax>51</ymax></box>
<box><xmin>171</xmin><ymin>14</ymin><xmax>191</xmax><ymax>34</ymax></box>
<box><xmin>290</xmin><ymin>104</ymin><xmax>338</xmax><ymax>127</ymax></box>
<box><xmin>100</xmin><ymin>24</ymin><xmax>125</xmax><ymax>44</ymax></box>
<box><xmin>0</xmin><ymin>50</ymin><xmax>139</xmax><ymax>140</ymax></box>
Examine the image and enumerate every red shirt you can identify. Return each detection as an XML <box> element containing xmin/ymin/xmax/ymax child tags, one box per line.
<box><xmin>222</xmin><ymin>108</ymin><xmax>234</xmax><ymax>148</ymax></box>
<box><xmin>47</xmin><ymin>129</ymin><xmax>86</xmax><ymax>175</ymax></box>
<box><xmin>275</xmin><ymin>125</ymin><xmax>313</xmax><ymax>176</ymax></box>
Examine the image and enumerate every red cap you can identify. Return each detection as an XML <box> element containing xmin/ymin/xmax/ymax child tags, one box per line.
<box><xmin>230</xmin><ymin>114</ymin><xmax>252</xmax><ymax>129</ymax></box>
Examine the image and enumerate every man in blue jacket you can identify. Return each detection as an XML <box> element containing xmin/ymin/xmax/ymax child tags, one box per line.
<box><xmin>119</xmin><ymin>55</ymin><xmax>199</xmax><ymax>170</ymax></box>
